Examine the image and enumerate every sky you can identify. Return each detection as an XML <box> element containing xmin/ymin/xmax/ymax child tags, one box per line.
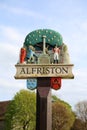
<box><xmin>0</xmin><ymin>0</ymin><xmax>87</xmax><ymax>109</ymax></box>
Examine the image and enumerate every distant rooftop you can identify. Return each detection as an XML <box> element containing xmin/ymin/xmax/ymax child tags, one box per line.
<box><xmin>0</xmin><ymin>101</ymin><xmax>10</xmax><ymax>120</ymax></box>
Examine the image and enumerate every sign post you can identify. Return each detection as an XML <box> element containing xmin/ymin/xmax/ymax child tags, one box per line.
<box><xmin>15</xmin><ymin>29</ymin><xmax>74</xmax><ymax>130</ymax></box>
<box><xmin>36</xmin><ymin>78</ymin><xmax>51</xmax><ymax>130</ymax></box>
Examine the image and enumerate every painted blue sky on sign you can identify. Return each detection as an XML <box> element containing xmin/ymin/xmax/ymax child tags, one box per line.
<box><xmin>0</xmin><ymin>0</ymin><xmax>87</xmax><ymax>109</ymax></box>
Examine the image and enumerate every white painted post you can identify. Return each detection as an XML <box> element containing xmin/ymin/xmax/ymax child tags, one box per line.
<box><xmin>42</xmin><ymin>35</ymin><xmax>46</xmax><ymax>54</ymax></box>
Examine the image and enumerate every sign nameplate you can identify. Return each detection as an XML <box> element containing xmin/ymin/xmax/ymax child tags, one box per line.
<box><xmin>15</xmin><ymin>64</ymin><xmax>74</xmax><ymax>79</ymax></box>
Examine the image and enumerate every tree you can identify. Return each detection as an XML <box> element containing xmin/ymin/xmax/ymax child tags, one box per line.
<box><xmin>52</xmin><ymin>95</ymin><xmax>59</xmax><ymax>102</ymax></box>
<box><xmin>71</xmin><ymin>118</ymin><xmax>85</xmax><ymax>130</ymax></box>
<box><xmin>52</xmin><ymin>98</ymin><xmax>75</xmax><ymax>130</ymax></box>
<box><xmin>74</xmin><ymin>100</ymin><xmax>87</xmax><ymax>130</ymax></box>
<box><xmin>5</xmin><ymin>89</ymin><xmax>36</xmax><ymax>130</ymax></box>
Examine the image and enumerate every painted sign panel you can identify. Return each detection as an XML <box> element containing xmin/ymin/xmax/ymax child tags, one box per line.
<box><xmin>27</xmin><ymin>78</ymin><xmax>37</xmax><ymax>90</ymax></box>
<box><xmin>15</xmin><ymin>64</ymin><xmax>74</xmax><ymax>79</ymax></box>
<box><xmin>15</xmin><ymin>29</ymin><xmax>74</xmax><ymax>81</ymax></box>
<box><xmin>51</xmin><ymin>77</ymin><xmax>61</xmax><ymax>90</ymax></box>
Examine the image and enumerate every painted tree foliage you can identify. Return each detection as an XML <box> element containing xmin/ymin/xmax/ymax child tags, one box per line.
<box><xmin>5</xmin><ymin>90</ymin><xmax>36</xmax><ymax>130</ymax></box>
<box><xmin>52</xmin><ymin>98</ymin><xmax>75</xmax><ymax>130</ymax></box>
<box><xmin>24</xmin><ymin>29</ymin><xmax>63</xmax><ymax>49</ymax></box>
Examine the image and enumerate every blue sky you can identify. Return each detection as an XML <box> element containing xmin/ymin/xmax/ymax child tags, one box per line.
<box><xmin>0</xmin><ymin>0</ymin><xmax>87</xmax><ymax>109</ymax></box>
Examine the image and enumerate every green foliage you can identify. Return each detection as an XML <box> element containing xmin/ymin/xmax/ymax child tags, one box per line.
<box><xmin>5</xmin><ymin>92</ymin><xmax>75</xmax><ymax>130</ymax></box>
<box><xmin>52</xmin><ymin>98</ymin><xmax>75</xmax><ymax>130</ymax></box>
<box><xmin>24</xmin><ymin>29</ymin><xmax>63</xmax><ymax>48</ymax></box>
<box><xmin>5</xmin><ymin>89</ymin><xmax>36</xmax><ymax>130</ymax></box>
<box><xmin>52</xmin><ymin>95</ymin><xmax>59</xmax><ymax>102</ymax></box>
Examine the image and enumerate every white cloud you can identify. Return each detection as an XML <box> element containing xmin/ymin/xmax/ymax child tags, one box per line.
<box><xmin>80</xmin><ymin>20</ymin><xmax>87</xmax><ymax>32</ymax></box>
<box><xmin>0</xmin><ymin>25</ymin><xmax>24</xmax><ymax>43</ymax></box>
<box><xmin>0</xmin><ymin>25</ymin><xmax>25</xmax><ymax>64</ymax></box>
<box><xmin>0</xmin><ymin>78</ymin><xmax>25</xmax><ymax>88</ymax></box>
<box><xmin>0</xmin><ymin>3</ymin><xmax>46</xmax><ymax>20</ymax></box>
<box><xmin>0</xmin><ymin>77</ymin><xmax>27</xmax><ymax>101</ymax></box>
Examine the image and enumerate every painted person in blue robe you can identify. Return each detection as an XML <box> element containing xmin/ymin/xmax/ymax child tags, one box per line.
<box><xmin>26</xmin><ymin>46</ymin><xmax>37</xmax><ymax>63</ymax></box>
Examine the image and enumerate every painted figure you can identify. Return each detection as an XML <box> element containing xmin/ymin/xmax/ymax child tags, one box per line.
<box><xmin>45</xmin><ymin>45</ymin><xmax>50</xmax><ymax>56</ymax></box>
<box><xmin>20</xmin><ymin>47</ymin><xmax>26</xmax><ymax>63</ymax></box>
<box><xmin>26</xmin><ymin>45</ymin><xmax>37</xmax><ymax>63</ymax></box>
<box><xmin>53</xmin><ymin>45</ymin><xmax>60</xmax><ymax>64</ymax></box>
<box><xmin>59</xmin><ymin>43</ymin><xmax>70</xmax><ymax>64</ymax></box>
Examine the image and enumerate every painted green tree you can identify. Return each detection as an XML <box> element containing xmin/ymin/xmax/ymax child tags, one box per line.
<box><xmin>5</xmin><ymin>90</ymin><xmax>36</xmax><ymax>130</ymax></box>
<box><xmin>24</xmin><ymin>29</ymin><xmax>63</xmax><ymax>49</ymax></box>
